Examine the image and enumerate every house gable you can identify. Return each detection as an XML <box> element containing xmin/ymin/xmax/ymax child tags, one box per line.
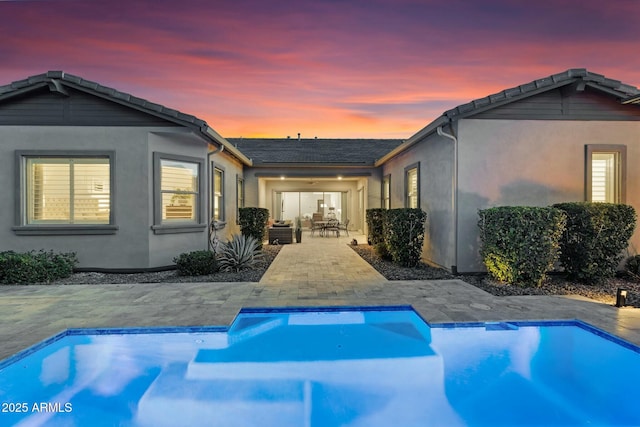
<box><xmin>0</xmin><ymin>85</ymin><xmax>176</xmax><ymax>126</ymax></box>
<box><xmin>471</xmin><ymin>85</ymin><xmax>640</xmax><ymax>121</ymax></box>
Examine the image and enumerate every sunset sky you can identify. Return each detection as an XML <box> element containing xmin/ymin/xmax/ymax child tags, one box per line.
<box><xmin>2</xmin><ymin>0</ymin><xmax>638</xmax><ymax>138</ymax></box>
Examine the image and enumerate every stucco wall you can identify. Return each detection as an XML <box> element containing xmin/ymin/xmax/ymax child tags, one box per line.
<box><xmin>147</xmin><ymin>132</ymin><xmax>210</xmax><ymax>268</ymax></box>
<box><xmin>381</xmin><ymin>133</ymin><xmax>455</xmax><ymax>269</ymax></box>
<box><xmin>0</xmin><ymin>126</ymin><xmax>220</xmax><ymax>270</ymax></box>
<box><xmin>457</xmin><ymin>119</ymin><xmax>640</xmax><ymax>272</ymax></box>
<box><xmin>0</xmin><ymin>126</ymin><xmax>152</xmax><ymax>269</ymax></box>
<box><xmin>208</xmin><ymin>147</ymin><xmax>245</xmax><ymax>242</ymax></box>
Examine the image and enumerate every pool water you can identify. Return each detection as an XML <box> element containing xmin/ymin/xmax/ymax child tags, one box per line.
<box><xmin>0</xmin><ymin>306</ymin><xmax>638</xmax><ymax>426</ymax></box>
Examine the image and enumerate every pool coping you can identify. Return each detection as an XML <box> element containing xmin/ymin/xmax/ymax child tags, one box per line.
<box><xmin>2</xmin><ymin>304</ymin><xmax>639</xmax><ymax>371</ymax></box>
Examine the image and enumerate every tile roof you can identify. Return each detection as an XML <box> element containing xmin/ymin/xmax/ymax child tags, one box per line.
<box><xmin>377</xmin><ymin>68</ymin><xmax>640</xmax><ymax>165</ymax></box>
<box><xmin>229</xmin><ymin>138</ymin><xmax>404</xmax><ymax>166</ymax></box>
<box><xmin>0</xmin><ymin>71</ymin><xmax>253</xmax><ymax>165</ymax></box>
<box><xmin>444</xmin><ymin>68</ymin><xmax>640</xmax><ymax>120</ymax></box>
<box><xmin>0</xmin><ymin>71</ymin><xmax>210</xmax><ymax>129</ymax></box>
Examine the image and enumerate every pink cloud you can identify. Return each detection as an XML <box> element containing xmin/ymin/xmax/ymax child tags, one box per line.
<box><xmin>1</xmin><ymin>0</ymin><xmax>639</xmax><ymax>138</ymax></box>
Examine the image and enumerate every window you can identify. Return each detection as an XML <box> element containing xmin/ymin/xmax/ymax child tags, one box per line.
<box><xmin>213</xmin><ymin>167</ymin><xmax>224</xmax><ymax>221</ymax></box>
<box><xmin>15</xmin><ymin>152</ymin><xmax>115</xmax><ymax>233</ymax></box>
<box><xmin>586</xmin><ymin>145</ymin><xmax>626</xmax><ymax>203</ymax></box>
<box><xmin>405</xmin><ymin>164</ymin><xmax>419</xmax><ymax>208</ymax></box>
<box><xmin>382</xmin><ymin>175</ymin><xmax>390</xmax><ymax>209</ymax></box>
<box><xmin>161</xmin><ymin>159</ymin><xmax>199</xmax><ymax>221</ymax></box>
<box><xmin>152</xmin><ymin>152</ymin><xmax>205</xmax><ymax>234</ymax></box>
<box><xmin>237</xmin><ymin>175</ymin><xmax>244</xmax><ymax>222</ymax></box>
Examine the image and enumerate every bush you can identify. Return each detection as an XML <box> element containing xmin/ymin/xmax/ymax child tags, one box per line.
<box><xmin>478</xmin><ymin>206</ymin><xmax>566</xmax><ymax>287</ymax></box>
<box><xmin>218</xmin><ymin>234</ymin><xmax>264</xmax><ymax>272</ymax></box>
<box><xmin>173</xmin><ymin>250</ymin><xmax>218</xmax><ymax>276</ymax></box>
<box><xmin>366</xmin><ymin>208</ymin><xmax>387</xmax><ymax>246</ymax></box>
<box><xmin>0</xmin><ymin>250</ymin><xmax>77</xmax><ymax>284</ymax></box>
<box><xmin>384</xmin><ymin>208</ymin><xmax>427</xmax><ymax>267</ymax></box>
<box><xmin>374</xmin><ymin>242</ymin><xmax>392</xmax><ymax>260</ymax></box>
<box><xmin>554</xmin><ymin>202</ymin><xmax>637</xmax><ymax>283</ymax></box>
<box><xmin>625</xmin><ymin>254</ymin><xmax>640</xmax><ymax>280</ymax></box>
<box><xmin>239</xmin><ymin>207</ymin><xmax>269</xmax><ymax>249</ymax></box>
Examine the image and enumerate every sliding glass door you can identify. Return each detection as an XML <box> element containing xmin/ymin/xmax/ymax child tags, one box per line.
<box><xmin>274</xmin><ymin>191</ymin><xmax>347</xmax><ymax>227</ymax></box>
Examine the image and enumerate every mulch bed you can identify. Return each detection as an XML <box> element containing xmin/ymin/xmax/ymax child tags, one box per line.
<box><xmin>45</xmin><ymin>245</ymin><xmax>282</xmax><ymax>285</ymax></box>
<box><xmin>349</xmin><ymin>243</ymin><xmax>640</xmax><ymax>308</ymax></box>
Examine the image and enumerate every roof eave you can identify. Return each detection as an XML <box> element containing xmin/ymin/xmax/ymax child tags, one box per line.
<box><xmin>584</xmin><ymin>81</ymin><xmax>637</xmax><ymax>99</ymax></box>
<box><xmin>0</xmin><ymin>82</ymin><xmax>49</xmax><ymax>102</ymax></box>
<box><xmin>250</xmin><ymin>162</ymin><xmax>373</xmax><ymax>168</ymax></box>
<box><xmin>621</xmin><ymin>94</ymin><xmax>640</xmax><ymax>105</ymax></box>
<box><xmin>204</xmin><ymin>127</ymin><xmax>253</xmax><ymax>166</ymax></box>
<box><xmin>375</xmin><ymin>116</ymin><xmax>448</xmax><ymax>166</ymax></box>
<box><xmin>58</xmin><ymin>79</ymin><xmax>208</xmax><ymax>129</ymax></box>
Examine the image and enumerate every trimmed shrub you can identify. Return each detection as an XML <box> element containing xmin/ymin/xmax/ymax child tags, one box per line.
<box><xmin>218</xmin><ymin>234</ymin><xmax>264</xmax><ymax>272</ymax></box>
<box><xmin>173</xmin><ymin>250</ymin><xmax>218</xmax><ymax>276</ymax></box>
<box><xmin>384</xmin><ymin>208</ymin><xmax>427</xmax><ymax>267</ymax></box>
<box><xmin>366</xmin><ymin>208</ymin><xmax>387</xmax><ymax>246</ymax></box>
<box><xmin>478</xmin><ymin>206</ymin><xmax>566</xmax><ymax>287</ymax></box>
<box><xmin>239</xmin><ymin>207</ymin><xmax>269</xmax><ymax>249</ymax></box>
<box><xmin>625</xmin><ymin>254</ymin><xmax>640</xmax><ymax>280</ymax></box>
<box><xmin>374</xmin><ymin>242</ymin><xmax>392</xmax><ymax>261</ymax></box>
<box><xmin>554</xmin><ymin>202</ymin><xmax>636</xmax><ymax>283</ymax></box>
<box><xmin>0</xmin><ymin>250</ymin><xmax>77</xmax><ymax>284</ymax></box>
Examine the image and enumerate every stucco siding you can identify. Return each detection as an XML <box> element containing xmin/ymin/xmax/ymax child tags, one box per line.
<box><xmin>0</xmin><ymin>126</ymin><xmax>221</xmax><ymax>270</ymax></box>
<box><xmin>147</xmin><ymin>132</ymin><xmax>209</xmax><ymax>268</ymax></box>
<box><xmin>457</xmin><ymin>119</ymin><xmax>640</xmax><ymax>272</ymax></box>
<box><xmin>382</xmin><ymin>132</ymin><xmax>455</xmax><ymax>270</ymax></box>
<box><xmin>208</xmin><ymin>149</ymin><xmax>244</xmax><ymax>242</ymax></box>
<box><xmin>1</xmin><ymin>126</ymin><xmax>152</xmax><ymax>269</ymax></box>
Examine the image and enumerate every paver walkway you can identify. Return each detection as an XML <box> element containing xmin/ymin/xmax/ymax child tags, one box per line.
<box><xmin>1</xmin><ymin>232</ymin><xmax>639</xmax><ymax>361</ymax></box>
<box><xmin>259</xmin><ymin>233</ymin><xmax>387</xmax><ymax>287</ymax></box>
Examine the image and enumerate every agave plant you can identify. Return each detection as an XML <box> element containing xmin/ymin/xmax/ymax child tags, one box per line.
<box><xmin>218</xmin><ymin>234</ymin><xmax>264</xmax><ymax>272</ymax></box>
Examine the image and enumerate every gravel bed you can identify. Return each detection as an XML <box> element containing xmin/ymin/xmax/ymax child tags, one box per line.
<box><xmin>42</xmin><ymin>246</ymin><xmax>282</xmax><ymax>285</ymax></box>
<box><xmin>9</xmin><ymin>243</ymin><xmax>640</xmax><ymax>309</ymax></box>
<box><xmin>350</xmin><ymin>244</ymin><xmax>640</xmax><ymax>308</ymax></box>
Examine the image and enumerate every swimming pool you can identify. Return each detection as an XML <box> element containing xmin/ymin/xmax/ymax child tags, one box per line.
<box><xmin>0</xmin><ymin>306</ymin><xmax>638</xmax><ymax>426</ymax></box>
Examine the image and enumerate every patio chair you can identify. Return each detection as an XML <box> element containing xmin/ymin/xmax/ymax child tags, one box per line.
<box><xmin>338</xmin><ymin>218</ymin><xmax>350</xmax><ymax>236</ymax></box>
<box><xmin>324</xmin><ymin>219</ymin><xmax>340</xmax><ymax>237</ymax></box>
<box><xmin>310</xmin><ymin>219</ymin><xmax>323</xmax><ymax>237</ymax></box>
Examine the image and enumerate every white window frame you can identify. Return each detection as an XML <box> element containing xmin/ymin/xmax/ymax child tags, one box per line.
<box><xmin>14</xmin><ymin>150</ymin><xmax>117</xmax><ymax>235</ymax></box>
<box><xmin>405</xmin><ymin>163</ymin><xmax>420</xmax><ymax>208</ymax></box>
<box><xmin>382</xmin><ymin>174</ymin><xmax>391</xmax><ymax>209</ymax></box>
<box><xmin>236</xmin><ymin>175</ymin><xmax>244</xmax><ymax>223</ymax></box>
<box><xmin>152</xmin><ymin>152</ymin><xmax>206</xmax><ymax>234</ymax></box>
<box><xmin>212</xmin><ymin>167</ymin><xmax>225</xmax><ymax>221</ymax></box>
<box><xmin>585</xmin><ymin>145</ymin><xmax>626</xmax><ymax>203</ymax></box>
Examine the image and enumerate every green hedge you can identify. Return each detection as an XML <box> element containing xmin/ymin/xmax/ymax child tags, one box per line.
<box><xmin>366</xmin><ymin>208</ymin><xmax>387</xmax><ymax>246</ymax></box>
<box><xmin>238</xmin><ymin>207</ymin><xmax>269</xmax><ymax>249</ymax></box>
<box><xmin>173</xmin><ymin>250</ymin><xmax>218</xmax><ymax>276</ymax></box>
<box><xmin>553</xmin><ymin>202</ymin><xmax>636</xmax><ymax>283</ymax></box>
<box><xmin>0</xmin><ymin>250</ymin><xmax>77</xmax><ymax>284</ymax></box>
<box><xmin>478</xmin><ymin>206</ymin><xmax>566</xmax><ymax>286</ymax></box>
<box><xmin>625</xmin><ymin>254</ymin><xmax>640</xmax><ymax>279</ymax></box>
<box><xmin>384</xmin><ymin>208</ymin><xmax>427</xmax><ymax>267</ymax></box>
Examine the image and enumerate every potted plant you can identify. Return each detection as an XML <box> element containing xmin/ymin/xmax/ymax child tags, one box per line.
<box><xmin>295</xmin><ymin>216</ymin><xmax>302</xmax><ymax>243</ymax></box>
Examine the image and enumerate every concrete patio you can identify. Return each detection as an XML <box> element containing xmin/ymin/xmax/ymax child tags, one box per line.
<box><xmin>1</xmin><ymin>232</ymin><xmax>639</xmax><ymax>361</ymax></box>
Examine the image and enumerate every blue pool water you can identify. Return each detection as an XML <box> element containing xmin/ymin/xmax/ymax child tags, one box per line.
<box><xmin>0</xmin><ymin>306</ymin><xmax>639</xmax><ymax>426</ymax></box>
